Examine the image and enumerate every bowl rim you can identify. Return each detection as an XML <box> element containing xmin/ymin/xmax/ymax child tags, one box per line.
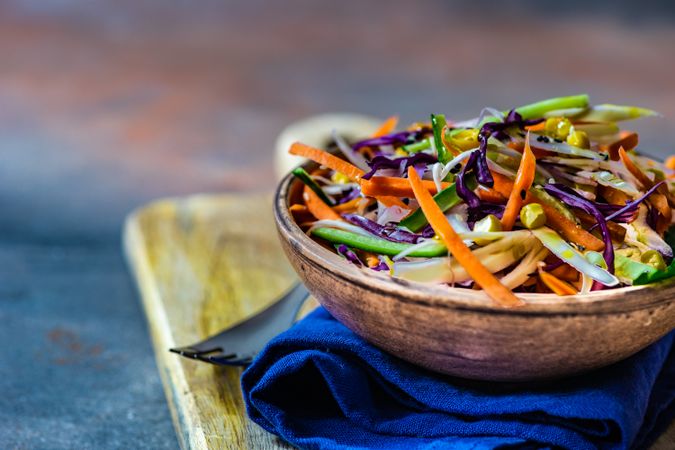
<box><xmin>274</xmin><ymin>160</ymin><xmax>675</xmax><ymax>315</ymax></box>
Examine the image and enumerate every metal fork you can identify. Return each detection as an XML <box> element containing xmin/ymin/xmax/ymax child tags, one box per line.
<box><xmin>170</xmin><ymin>283</ymin><xmax>310</xmax><ymax>366</ymax></box>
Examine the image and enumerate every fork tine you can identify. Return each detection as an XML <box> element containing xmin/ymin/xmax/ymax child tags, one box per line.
<box><xmin>170</xmin><ymin>346</ymin><xmax>240</xmax><ymax>363</ymax></box>
<box><xmin>169</xmin><ymin>346</ymin><xmax>223</xmax><ymax>358</ymax></box>
<box><xmin>170</xmin><ymin>345</ymin><xmax>250</xmax><ymax>366</ymax></box>
<box><xmin>170</xmin><ymin>282</ymin><xmax>310</xmax><ymax>366</ymax></box>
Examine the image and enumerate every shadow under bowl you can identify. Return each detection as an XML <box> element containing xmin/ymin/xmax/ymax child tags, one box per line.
<box><xmin>274</xmin><ymin>162</ymin><xmax>675</xmax><ymax>381</ymax></box>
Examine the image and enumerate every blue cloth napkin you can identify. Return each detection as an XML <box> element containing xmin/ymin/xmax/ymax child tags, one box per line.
<box><xmin>241</xmin><ymin>308</ymin><xmax>675</xmax><ymax>450</ymax></box>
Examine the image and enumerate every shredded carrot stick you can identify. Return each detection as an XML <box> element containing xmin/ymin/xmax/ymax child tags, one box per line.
<box><xmin>549</xmin><ymin>264</ymin><xmax>580</xmax><ymax>282</ymax></box>
<box><xmin>407</xmin><ymin>167</ymin><xmax>522</xmax><ymax>308</ymax></box>
<box><xmin>619</xmin><ymin>147</ymin><xmax>651</xmax><ymax>187</ymax></box>
<box><xmin>372</xmin><ymin>116</ymin><xmax>399</xmax><ymax>138</ymax></box>
<box><xmin>537</xmin><ymin>201</ymin><xmax>605</xmax><ymax>251</ymax></box>
<box><xmin>491</xmin><ymin>172</ymin><xmax>515</xmax><ymax>198</ymax></box>
<box><xmin>501</xmin><ymin>133</ymin><xmax>536</xmax><ymax>231</ymax></box>
<box><xmin>477</xmin><ymin>187</ymin><xmax>507</xmax><ymax>204</ymax></box>
<box><xmin>290</xmin><ymin>142</ymin><xmax>410</xmax><ymax>208</ymax></box>
<box><xmin>510</xmin><ymin>140</ymin><xmax>553</xmax><ymax>159</ymax></box>
<box><xmin>289</xmin><ymin>142</ymin><xmax>364</xmax><ymax>180</ymax></box>
<box><xmin>619</xmin><ymin>147</ymin><xmax>667</xmax><ymax>195</ymax></box>
<box><xmin>576</xmin><ymin>210</ymin><xmax>627</xmax><ymax>242</ymax></box>
<box><xmin>332</xmin><ymin>197</ymin><xmax>361</xmax><ymax>213</ymax></box>
<box><xmin>507</xmin><ymin>141</ymin><xmax>524</xmax><ymax>152</ymax></box>
<box><xmin>602</xmin><ymin>131</ymin><xmax>638</xmax><ymax>161</ymax></box>
<box><xmin>525</xmin><ymin>121</ymin><xmax>546</xmax><ymax>132</ymax></box>
<box><xmin>440</xmin><ymin>125</ymin><xmax>461</xmax><ymax>157</ymax></box>
<box><xmin>619</xmin><ymin>146</ymin><xmax>672</xmax><ymax>232</ymax></box>
<box><xmin>361</xmin><ymin>176</ymin><xmax>449</xmax><ymax>198</ymax></box>
<box><xmin>492</xmin><ymin>172</ymin><xmax>604</xmax><ymax>251</ymax></box>
<box><xmin>598</xmin><ymin>185</ymin><xmax>630</xmax><ymax>206</ymax></box>
<box><xmin>539</xmin><ymin>271</ymin><xmax>578</xmax><ymax>296</ymax></box>
<box><xmin>303</xmin><ymin>185</ymin><xmax>341</xmax><ymax>221</ymax></box>
<box><xmin>649</xmin><ymin>193</ymin><xmax>671</xmax><ymax>234</ymax></box>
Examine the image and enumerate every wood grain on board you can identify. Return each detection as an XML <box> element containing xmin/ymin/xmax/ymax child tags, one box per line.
<box><xmin>123</xmin><ymin>193</ymin><xmax>316</xmax><ymax>449</ymax></box>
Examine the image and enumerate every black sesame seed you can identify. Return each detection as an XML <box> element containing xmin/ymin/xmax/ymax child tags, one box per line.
<box><xmin>520</xmin><ymin>189</ymin><xmax>526</xmax><ymax>200</ymax></box>
<box><xmin>554</xmin><ymin>138</ymin><xmax>563</xmax><ymax>143</ymax></box>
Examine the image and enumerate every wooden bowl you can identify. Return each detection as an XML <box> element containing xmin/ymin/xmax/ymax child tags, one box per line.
<box><xmin>273</xmin><ymin>162</ymin><xmax>675</xmax><ymax>381</ymax></box>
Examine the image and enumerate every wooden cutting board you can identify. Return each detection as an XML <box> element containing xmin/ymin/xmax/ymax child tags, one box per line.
<box><xmin>123</xmin><ymin>193</ymin><xmax>317</xmax><ymax>449</ymax></box>
<box><xmin>124</xmin><ymin>193</ymin><xmax>674</xmax><ymax>450</ymax></box>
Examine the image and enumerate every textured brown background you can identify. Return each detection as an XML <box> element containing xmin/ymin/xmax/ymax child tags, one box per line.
<box><xmin>1</xmin><ymin>1</ymin><xmax>674</xmax><ymax>448</ymax></box>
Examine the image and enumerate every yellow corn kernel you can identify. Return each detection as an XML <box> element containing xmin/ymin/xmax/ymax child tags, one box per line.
<box><xmin>566</xmin><ymin>130</ymin><xmax>590</xmax><ymax>149</ymax></box>
<box><xmin>331</xmin><ymin>172</ymin><xmax>350</xmax><ymax>184</ymax></box>
<box><xmin>449</xmin><ymin>128</ymin><xmax>479</xmax><ymax>151</ymax></box>
<box><xmin>519</xmin><ymin>203</ymin><xmax>546</xmax><ymax>229</ymax></box>
<box><xmin>641</xmin><ymin>250</ymin><xmax>667</xmax><ymax>271</ymax></box>
<box><xmin>473</xmin><ymin>214</ymin><xmax>502</xmax><ymax>245</ymax></box>
<box><xmin>545</xmin><ymin>117</ymin><xmax>572</xmax><ymax>140</ymax></box>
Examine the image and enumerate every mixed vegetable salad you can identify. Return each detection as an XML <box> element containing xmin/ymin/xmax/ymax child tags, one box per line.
<box><xmin>286</xmin><ymin>95</ymin><xmax>675</xmax><ymax>306</ymax></box>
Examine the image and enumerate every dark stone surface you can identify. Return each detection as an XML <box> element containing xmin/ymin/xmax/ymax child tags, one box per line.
<box><xmin>0</xmin><ymin>1</ymin><xmax>673</xmax><ymax>448</ymax></box>
<box><xmin>0</xmin><ymin>243</ymin><xmax>175</xmax><ymax>449</ymax></box>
